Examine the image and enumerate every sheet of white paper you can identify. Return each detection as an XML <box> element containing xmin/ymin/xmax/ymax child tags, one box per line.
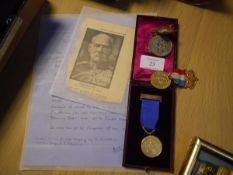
<box><xmin>50</xmin><ymin>7</ymin><xmax>136</xmax><ymax>115</ymax></box>
<box><xmin>21</xmin><ymin>16</ymin><xmax>126</xmax><ymax>169</ymax></box>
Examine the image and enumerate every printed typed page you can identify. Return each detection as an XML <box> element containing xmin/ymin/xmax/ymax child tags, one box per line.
<box><xmin>67</xmin><ymin>18</ymin><xmax>134</xmax><ymax>103</ymax></box>
<box><xmin>50</xmin><ymin>7</ymin><xmax>136</xmax><ymax>115</ymax></box>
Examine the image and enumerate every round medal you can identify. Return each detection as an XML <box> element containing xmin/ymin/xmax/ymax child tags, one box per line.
<box><xmin>150</xmin><ymin>71</ymin><xmax>171</xmax><ymax>89</ymax></box>
<box><xmin>148</xmin><ymin>34</ymin><xmax>173</xmax><ymax>57</ymax></box>
<box><xmin>141</xmin><ymin>135</ymin><xmax>162</xmax><ymax>158</ymax></box>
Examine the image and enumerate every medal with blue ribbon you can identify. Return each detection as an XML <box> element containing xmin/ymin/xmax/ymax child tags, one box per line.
<box><xmin>140</xmin><ymin>94</ymin><xmax>163</xmax><ymax>158</ymax></box>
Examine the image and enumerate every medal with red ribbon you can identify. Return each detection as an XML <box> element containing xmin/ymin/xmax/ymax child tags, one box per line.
<box><xmin>170</xmin><ymin>69</ymin><xmax>198</xmax><ymax>89</ymax></box>
<box><xmin>150</xmin><ymin>69</ymin><xmax>198</xmax><ymax>89</ymax></box>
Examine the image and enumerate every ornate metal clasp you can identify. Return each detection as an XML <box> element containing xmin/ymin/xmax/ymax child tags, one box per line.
<box><xmin>185</xmin><ymin>70</ymin><xmax>199</xmax><ymax>89</ymax></box>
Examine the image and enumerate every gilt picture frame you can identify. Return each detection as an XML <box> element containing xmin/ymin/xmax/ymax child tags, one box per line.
<box><xmin>180</xmin><ymin>137</ymin><xmax>233</xmax><ymax>175</ymax></box>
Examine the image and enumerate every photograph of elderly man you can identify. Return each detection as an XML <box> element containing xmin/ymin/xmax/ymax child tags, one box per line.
<box><xmin>70</xmin><ymin>29</ymin><xmax>123</xmax><ymax>88</ymax></box>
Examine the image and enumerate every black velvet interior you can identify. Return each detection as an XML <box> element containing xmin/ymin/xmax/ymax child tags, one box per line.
<box><xmin>123</xmin><ymin>82</ymin><xmax>175</xmax><ymax>171</ymax></box>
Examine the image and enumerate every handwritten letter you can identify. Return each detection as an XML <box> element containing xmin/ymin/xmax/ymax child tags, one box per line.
<box><xmin>21</xmin><ymin>16</ymin><xmax>125</xmax><ymax>169</ymax></box>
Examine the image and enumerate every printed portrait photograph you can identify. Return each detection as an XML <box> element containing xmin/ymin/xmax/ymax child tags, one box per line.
<box><xmin>70</xmin><ymin>28</ymin><xmax>124</xmax><ymax>89</ymax></box>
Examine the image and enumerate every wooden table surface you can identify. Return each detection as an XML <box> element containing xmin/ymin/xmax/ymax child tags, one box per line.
<box><xmin>1</xmin><ymin>0</ymin><xmax>233</xmax><ymax>174</ymax></box>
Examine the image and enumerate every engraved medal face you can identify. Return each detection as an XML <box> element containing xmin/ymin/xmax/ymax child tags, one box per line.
<box><xmin>151</xmin><ymin>71</ymin><xmax>171</xmax><ymax>89</ymax></box>
<box><xmin>148</xmin><ymin>34</ymin><xmax>173</xmax><ymax>57</ymax></box>
<box><xmin>141</xmin><ymin>135</ymin><xmax>162</xmax><ymax>158</ymax></box>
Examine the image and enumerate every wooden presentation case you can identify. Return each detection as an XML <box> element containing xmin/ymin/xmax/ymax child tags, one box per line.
<box><xmin>123</xmin><ymin>15</ymin><xmax>178</xmax><ymax>172</ymax></box>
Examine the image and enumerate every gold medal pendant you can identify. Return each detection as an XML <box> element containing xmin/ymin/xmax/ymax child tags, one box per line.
<box><xmin>150</xmin><ymin>71</ymin><xmax>171</xmax><ymax>89</ymax></box>
<box><xmin>141</xmin><ymin>135</ymin><xmax>162</xmax><ymax>158</ymax></box>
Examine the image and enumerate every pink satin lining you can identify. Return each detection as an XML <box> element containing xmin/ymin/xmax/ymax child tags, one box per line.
<box><xmin>133</xmin><ymin>16</ymin><xmax>176</xmax><ymax>82</ymax></box>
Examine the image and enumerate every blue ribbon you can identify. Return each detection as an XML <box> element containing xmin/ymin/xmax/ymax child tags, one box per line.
<box><xmin>173</xmin><ymin>78</ymin><xmax>185</xmax><ymax>87</ymax></box>
<box><xmin>140</xmin><ymin>99</ymin><xmax>160</xmax><ymax>131</ymax></box>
